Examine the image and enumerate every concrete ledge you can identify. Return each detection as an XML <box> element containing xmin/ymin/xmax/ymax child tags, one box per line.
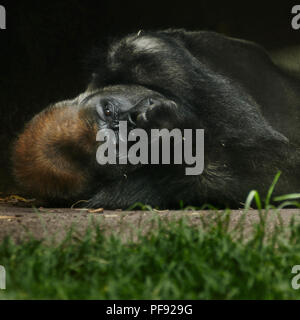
<box><xmin>0</xmin><ymin>204</ymin><xmax>300</xmax><ymax>243</ymax></box>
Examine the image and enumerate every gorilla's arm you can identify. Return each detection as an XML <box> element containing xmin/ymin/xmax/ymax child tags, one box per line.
<box><xmin>91</xmin><ymin>30</ymin><xmax>289</xmax><ymax>149</ymax></box>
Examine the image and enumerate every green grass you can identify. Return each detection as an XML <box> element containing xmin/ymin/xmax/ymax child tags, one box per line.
<box><xmin>1</xmin><ymin>214</ymin><xmax>300</xmax><ymax>299</ymax></box>
<box><xmin>1</xmin><ymin>172</ymin><xmax>300</xmax><ymax>299</ymax></box>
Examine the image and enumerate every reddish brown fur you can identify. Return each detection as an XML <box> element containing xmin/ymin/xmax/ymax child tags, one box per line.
<box><xmin>13</xmin><ymin>100</ymin><xmax>98</xmax><ymax>200</ymax></box>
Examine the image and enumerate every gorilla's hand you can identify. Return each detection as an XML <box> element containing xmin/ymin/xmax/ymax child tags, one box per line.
<box><xmin>127</xmin><ymin>97</ymin><xmax>182</xmax><ymax>130</ymax></box>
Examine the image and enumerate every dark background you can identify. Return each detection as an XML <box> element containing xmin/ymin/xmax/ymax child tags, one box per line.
<box><xmin>0</xmin><ymin>0</ymin><xmax>299</xmax><ymax>189</ymax></box>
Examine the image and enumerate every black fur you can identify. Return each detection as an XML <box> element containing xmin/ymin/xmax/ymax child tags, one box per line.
<box><xmin>86</xmin><ymin>29</ymin><xmax>300</xmax><ymax>209</ymax></box>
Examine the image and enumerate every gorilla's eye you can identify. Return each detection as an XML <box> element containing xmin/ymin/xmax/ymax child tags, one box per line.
<box><xmin>103</xmin><ymin>103</ymin><xmax>113</xmax><ymax>117</ymax></box>
<box><xmin>104</xmin><ymin>108</ymin><xmax>112</xmax><ymax>117</ymax></box>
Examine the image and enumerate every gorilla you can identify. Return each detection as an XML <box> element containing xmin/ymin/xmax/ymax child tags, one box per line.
<box><xmin>13</xmin><ymin>29</ymin><xmax>300</xmax><ymax>209</ymax></box>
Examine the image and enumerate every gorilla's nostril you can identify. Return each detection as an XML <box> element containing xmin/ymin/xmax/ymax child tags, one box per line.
<box><xmin>111</xmin><ymin>121</ymin><xmax>119</xmax><ymax>130</ymax></box>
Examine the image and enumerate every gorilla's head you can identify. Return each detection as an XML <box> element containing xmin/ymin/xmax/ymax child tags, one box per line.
<box><xmin>12</xmin><ymin>84</ymin><xmax>165</xmax><ymax>203</ymax></box>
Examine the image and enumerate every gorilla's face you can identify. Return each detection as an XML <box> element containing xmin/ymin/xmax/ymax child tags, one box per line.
<box><xmin>79</xmin><ymin>86</ymin><xmax>164</xmax><ymax>133</ymax></box>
